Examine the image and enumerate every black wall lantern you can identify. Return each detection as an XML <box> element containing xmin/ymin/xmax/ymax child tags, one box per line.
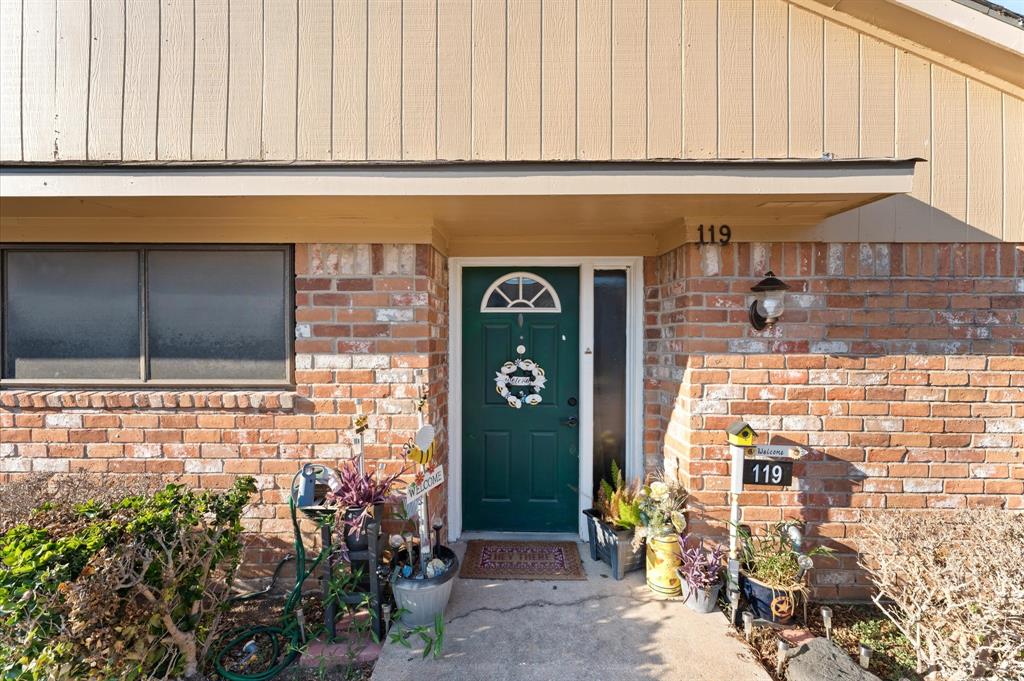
<box><xmin>749</xmin><ymin>271</ymin><xmax>790</xmax><ymax>331</ymax></box>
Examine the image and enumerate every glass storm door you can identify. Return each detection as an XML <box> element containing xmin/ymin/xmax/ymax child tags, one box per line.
<box><xmin>461</xmin><ymin>267</ymin><xmax>580</xmax><ymax>532</ymax></box>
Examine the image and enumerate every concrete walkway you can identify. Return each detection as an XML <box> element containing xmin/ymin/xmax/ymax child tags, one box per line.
<box><xmin>371</xmin><ymin>541</ymin><xmax>771</xmax><ymax>681</ymax></box>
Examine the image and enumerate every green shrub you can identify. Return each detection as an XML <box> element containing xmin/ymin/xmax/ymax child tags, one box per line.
<box><xmin>0</xmin><ymin>476</ymin><xmax>256</xmax><ymax>680</ymax></box>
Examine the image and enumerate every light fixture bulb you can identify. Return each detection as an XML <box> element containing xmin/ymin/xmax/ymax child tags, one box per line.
<box><xmin>749</xmin><ymin>271</ymin><xmax>790</xmax><ymax>331</ymax></box>
<box><xmin>761</xmin><ymin>290</ymin><xmax>786</xmax><ymax>319</ymax></box>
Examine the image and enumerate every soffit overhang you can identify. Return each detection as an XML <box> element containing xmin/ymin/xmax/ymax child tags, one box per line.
<box><xmin>0</xmin><ymin>159</ymin><xmax>920</xmax><ymax>256</ymax></box>
<box><xmin>802</xmin><ymin>0</ymin><xmax>1024</xmax><ymax>91</ymax></box>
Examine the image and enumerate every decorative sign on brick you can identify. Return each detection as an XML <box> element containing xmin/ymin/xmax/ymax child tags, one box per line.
<box><xmin>742</xmin><ymin>459</ymin><xmax>793</xmax><ymax>487</ymax></box>
<box><xmin>751</xmin><ymin>444</ymin><xmax>798</xmax><ymax>458</ymax></box>
<box><xmin>405</xmin><ymin>465</ymin><xmax>445</xmax><ymax>503</ymax></box>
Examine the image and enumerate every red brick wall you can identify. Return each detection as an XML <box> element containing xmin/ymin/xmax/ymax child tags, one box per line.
<box><xmin>645</xmin><ymin>242</ymin><xmax>1024</xmax><ymax>599</ymax></box>
<box><xmin>4</xmin><ymin>238</ymin><xmax>1022</xmax><ymax>597</ymax></box>
<box><xmin>0</xmin><ymin>243</ymin><xmax>449</xmax><ymax>567</ymax></box>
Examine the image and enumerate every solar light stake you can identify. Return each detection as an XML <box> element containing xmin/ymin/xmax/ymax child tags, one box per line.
<box><xmin>296</xmin><ymin>607</ymin><xmax>307</xmax><ymax>644</ymax></box>
<box><xmin>742</xmin><ymin>611</ymin><xmax>754</xmax><ymax>641</ymax></box>
<box><xmin>776</xmin><ymin>640</ymin><xmax>790</xmax><ymax>676</ymax></box>
<box><xmin>821</xmin><ymin>606</ymin><xmax>833</xmax><ymax>641</ymax></box>
<box><xmin>729</xmin><ymin>590</ymin><xmax>741</xmax><ymax>623</ymax></box>
<box><xmin>859</xmin><ymin>644</ymin><xmax>873</xmax><ymax>670</ymax></box>
<box><xmin>432</xmin><ymin>519</ymin><xmax>444</xmax><ymax>549</ymax></box>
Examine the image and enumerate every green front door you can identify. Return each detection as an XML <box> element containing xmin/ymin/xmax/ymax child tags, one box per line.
<box><xmin>462</xmin><ymin>267</ymin><xmax>580</xmax><ymax>532</ymax></box>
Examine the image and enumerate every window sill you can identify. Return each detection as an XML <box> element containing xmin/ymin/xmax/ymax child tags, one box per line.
<box><xmin>0</xmin><ymin>389</ymin><xmax>297</xmax><ymax>411</ymax></box>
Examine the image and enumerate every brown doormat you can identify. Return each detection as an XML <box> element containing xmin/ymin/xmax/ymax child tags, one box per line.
<box><xmin>459</xmin><ymin>540</ymin><xmax>587</xmax><ymax>581</ymax></box>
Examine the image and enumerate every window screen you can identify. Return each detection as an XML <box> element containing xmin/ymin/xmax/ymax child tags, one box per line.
<box><xmin>1</xmin><ymin>246</ymin><xmax>292</xmax><ymax>385</ymax></box>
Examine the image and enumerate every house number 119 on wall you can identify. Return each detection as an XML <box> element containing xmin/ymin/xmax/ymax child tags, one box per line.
<box><xmin>697</xmin><ymin>224</ymin><xmax>731</xmax><ymax>244</ymax></box>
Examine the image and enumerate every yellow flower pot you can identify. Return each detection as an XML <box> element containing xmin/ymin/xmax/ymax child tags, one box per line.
<box><xmin>645</xmin><ymin>534</ymin><xmax>682</xmax><ymax>596</ymax></box>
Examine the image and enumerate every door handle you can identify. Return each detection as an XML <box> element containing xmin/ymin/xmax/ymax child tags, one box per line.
<box><xmin>561</xmin><ymin>416</ymin><xmax>579</xmax><ymax>428</ymax></box>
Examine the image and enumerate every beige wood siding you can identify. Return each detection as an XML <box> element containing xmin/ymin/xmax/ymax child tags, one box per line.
<box><xmin>1</xmin><ymin>0</ymin><xmax>1022</xmax><ymax>240</ymax></box>
<box><xmin>0</xmin><ymin>0</ymin><xmax>21</xmax><ymax>160</ymax></box>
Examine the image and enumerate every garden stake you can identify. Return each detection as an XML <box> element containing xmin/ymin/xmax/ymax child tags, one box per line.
<box><xmin>821</xmin><ymin>606</ymin><xmax>833</xmax><ymax>641</ymax></box>
<box><xmin>742</xmin><ymin>611</ymin><xmax>754</xmax><ymax>641</ymax></box>
<box><xmin>726</xmin><ymin>423</ymin><xmax>751</xmax><ymax>621</ymax></box>
<box><xmin>859</xmin><ymin>644</ymin><xmax>873</xmax><ymax>669</ymax></box>
<box><xmin>415</xmin><ymin>378</ymin><xmax>432</xmax><ymax>574</ymax></box>
<box><xmin>433</xmin><ymin>518</ymin><xmax>444</xmax><ymax>549</ymax></box>
<box><xmin>354</xmin><ymin>398</ymin><xmax>365</xmax><ymax>476</ymax></box>
<box><xmin>295</xmin><ymin>608</ymin><xmax>306</xmax><ymax>644</ymax></box>
<box><xmin>728</xmin><ymin>440</ymin><xmax>743</xmax><ymax>612</ymax></box>
<box><xmin>775</xmin><ymin>640</ymin><xmax>790</xmax><ymax>676</ymax></box>
<box><xmin>404</xmin><ymin>532</ymin><xmax>415</xmax><ymax>567</ymax></box>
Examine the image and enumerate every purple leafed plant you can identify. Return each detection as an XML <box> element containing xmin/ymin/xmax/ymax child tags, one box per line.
<box><xmin>677</xmin><ymin>535</ymin><xmax>726</xmax><ymax>591</ymax></box>
<box><xmin>327</xmin><ymin>461</ymin><xmax>405</xmax><ymax>534</ymax></box>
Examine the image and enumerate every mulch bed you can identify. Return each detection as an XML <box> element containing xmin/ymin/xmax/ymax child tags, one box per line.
<box><xmin>459</xmin><ymin>540</ymin><xmax>587</xmax><ymax>580</ymax></box>
<box><xmin>739</xmin><ymin>603</ymin><xmax>921</xmax><ymax>681</ymax></box>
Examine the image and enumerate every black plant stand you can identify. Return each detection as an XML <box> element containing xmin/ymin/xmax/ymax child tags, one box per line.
<box><xmin>304</xmin><ymin>508</ymin><xmax>384</xmax><ymax>643</ymax></box>
<box><xmin>316</xmin><ymin>504</ymin><xmax>385</xmax><ymax>643</ymax></box>
<box><xmin>336</xmin><ymin>518</ymin><xmax>384</xmax><ymax>641</ymax></box>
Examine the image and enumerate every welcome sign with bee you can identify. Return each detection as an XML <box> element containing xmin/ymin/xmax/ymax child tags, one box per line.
<box><xmin>404</xmin><ymin>424</ymin><xmax>435</xmax><ymax>466</ymax></box>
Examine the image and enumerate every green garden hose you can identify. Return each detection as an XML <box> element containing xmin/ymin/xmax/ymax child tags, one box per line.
<box><xmin>212</xmin><ymin>482</ymin><xmax>330</xmax><ymax>680</ymax></box>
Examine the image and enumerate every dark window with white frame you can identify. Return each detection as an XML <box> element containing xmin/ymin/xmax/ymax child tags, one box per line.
<box><xmin>0</xmin><ymin>245</ymin><xmax>293</xmax><ymax>386</ymax></box>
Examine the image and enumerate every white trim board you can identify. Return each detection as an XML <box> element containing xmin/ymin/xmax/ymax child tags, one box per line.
<box><xmin>0</xmin><ymin>160</ymin><xmax>918</xmax><ymax>197</ymax></box>
<box><xmin>447</xmin><ymin>256</ymin><xmax>645</xmax><ymax>542</ymax></box>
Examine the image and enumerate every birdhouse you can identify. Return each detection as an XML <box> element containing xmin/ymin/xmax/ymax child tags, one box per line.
<box><xmin>726</xmin><ymin>420</ymin><xmax>758</xmax><ymax>447</ymax></box>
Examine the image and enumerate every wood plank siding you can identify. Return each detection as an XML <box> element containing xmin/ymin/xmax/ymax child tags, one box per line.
<box><xmin>0</xmin><ymin>0</ymin><xmax>1021</xmax><ymax>240</ymax></box>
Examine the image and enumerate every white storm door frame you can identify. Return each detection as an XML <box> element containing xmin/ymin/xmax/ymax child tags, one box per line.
<box><xmin>447</xmin><ymin>256</ymin><xmax>645</xmax><ymax>542</ymax></box>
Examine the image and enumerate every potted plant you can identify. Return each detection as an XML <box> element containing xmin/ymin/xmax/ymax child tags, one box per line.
<box><xmin>583</xmin><ymin>461</ymin><xmax>644</xmax><ymax>580</ymax></box>
<box><xmin>676</xmin><ymin>536</ymin><xmax>726</xmax><ymax>613</ymax></box>
<box><xmin>327</xmin><ymin>462</ymin><xmax>404</xmax><ymax>553</ymax></box>
<box><xmin>735</xmin><ymin>520</ymin><xmax>834</xmax><ymax>625</ymax></box>
<box><xmin>386</xmin><ymin>513</ymin><xmax>459</xmax><ymax>628</ymax></box>
<box><xmin>633</xmin><ymin>473</ymin><xmax>689</xmax><ymax>596</ymax></box>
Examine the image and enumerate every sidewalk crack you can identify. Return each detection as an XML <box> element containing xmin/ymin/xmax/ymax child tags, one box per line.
<box><xmin>446</xmin><ymin>592</ymin><xmax>639</xmax><ymax>624</ymax></box>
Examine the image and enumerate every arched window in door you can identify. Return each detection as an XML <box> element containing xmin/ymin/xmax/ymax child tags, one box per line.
<box><xmin>480</xmin><ymin>272</ymin><xmax>562</xmax><ymax>313</ymax></box>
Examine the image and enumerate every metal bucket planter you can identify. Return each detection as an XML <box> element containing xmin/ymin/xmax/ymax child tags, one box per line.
<box><xmin>391</xmin><ymin>545</ymin><xmax>459</xmax><ymax>628</ymax></box>
<box><xmin>645</xmin><ymin>535</ymin><xmax>682</xmax><ymax>596</ymax></box>
<box><xmin>678</xmin><ymin>575</ymin><xmax>723</xmax><ymax>614</ymax></box>
<box><xmin>739</xmin><ymin>573</ymin><xmax>800</xmax><ymax>625</ymax></box>
<box><xmin>582</xmin><ymin>509</ymin><xmax>644</xmax><ymax>580</ymax></box>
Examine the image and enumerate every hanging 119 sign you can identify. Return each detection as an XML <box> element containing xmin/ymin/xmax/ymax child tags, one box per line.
<box><xmin>742</xmin><ymin>458</ymin><xmax>793</xmax><ymax>486</ymax></box>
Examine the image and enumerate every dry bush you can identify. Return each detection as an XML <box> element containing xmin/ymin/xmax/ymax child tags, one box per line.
<box><xmin>1</xmin><ymin>475</ymin><xmax>255</xmax><ymax>680</ymax></box>
<box><xmin>859</xmin><ymin>509</ymin><xmax>1024</xmax><ymax>681</ymax></box>
<box><xmin>0</xmin><ymin>473</ymin><xmax>172</xmax><ymax>532</ymax></box>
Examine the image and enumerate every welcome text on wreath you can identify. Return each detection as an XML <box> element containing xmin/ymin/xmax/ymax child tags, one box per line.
<box><xmin>494</xmin><ymin>356</ymin><xmax>547</xmax><ymax>409</ymax></box>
